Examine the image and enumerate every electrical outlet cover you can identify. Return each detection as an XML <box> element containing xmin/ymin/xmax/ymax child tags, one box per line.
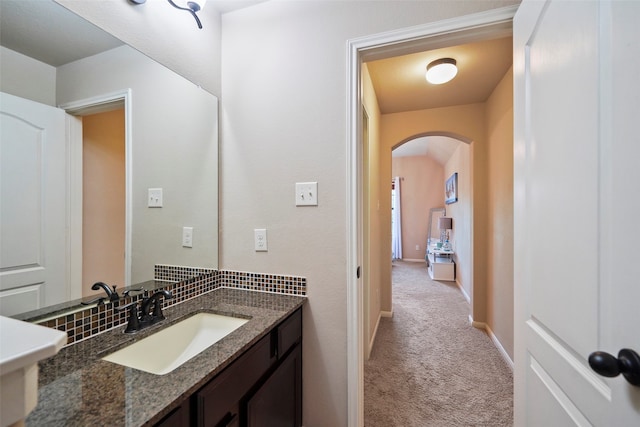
<box><xmin>254</xmin><ymin>229</ymin><xmax>268</xmax><ymax>251</ymax></box>
<box><xmin>182</xmin><ymin>227</ymin><xmax>193</xmax><ymax>248</ymax></box>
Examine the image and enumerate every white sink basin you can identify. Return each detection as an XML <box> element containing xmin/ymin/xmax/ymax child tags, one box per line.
<box><xmin>102</xmin><ymin>312</ymin><xmax>248</xmax><ymax>375</ymax></box>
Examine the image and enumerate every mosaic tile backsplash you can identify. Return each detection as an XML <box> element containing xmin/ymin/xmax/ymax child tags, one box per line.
<box><xmin>36</xmin><ymin>266</ymin><xmax>306</xmax><ymax>346</ymax></box>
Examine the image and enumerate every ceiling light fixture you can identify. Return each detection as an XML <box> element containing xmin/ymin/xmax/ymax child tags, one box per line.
<box><xmin>425</xmin><ymin>58</ymin><xmax>458</xmax><ymax>85</ymax></box>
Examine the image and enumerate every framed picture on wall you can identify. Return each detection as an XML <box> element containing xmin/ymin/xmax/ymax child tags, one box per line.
<box><xmin>445</xmin><ymin>172</ymin><xmax>458</xmax><ymax>205</ymax></box>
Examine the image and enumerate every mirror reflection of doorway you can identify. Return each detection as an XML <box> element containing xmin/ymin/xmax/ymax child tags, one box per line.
<box><xmin>81</xmin><ymin>109</ymin><xmax>126</xmax><ymax>296</ymax></box>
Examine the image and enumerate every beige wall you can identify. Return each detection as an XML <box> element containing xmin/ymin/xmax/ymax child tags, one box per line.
<box><xmin>82</xmin><ymin>110</ymin><xmax>126</xmax><ymax>295</ymax></box>
<box><xmin>381</xmin><ymin>103</ymin><xmax>485</xmax><ymax>314</ymax></box>
<box><xmin>381</xmin><ymin>70</ymin><xmax>514</xmax><ymax>359</ymax></box>
<box><xmin>362</xmin><ymin>65</ymin><xmax>383</xmax><ymax>355</ymax></box>
<box><xmin>0</xmin><ymin>46</ymin><xmax>56</xmax><ymax>106</ymax></box>
<box><xmin>444</xmin><ymin>144</ymin><xmax>472</xmax><ymax>298</ymax></box>
<box><xmin>391</xmin><ymin>155</ymin><xmax>445</xmax><ymax>260</ymax></box>
<box><xmin>380</xmin><ymin>76</ymin><xmax>514</xmax><ymax>359</ymax></box>
<box><xmin>486</xmin><ymin>67</ymin><xmax>514</xmax><ymax>359</ymax></box>
<box><xmin>220</xmin><ymin>2</ymin><xmax>519</xmax><ymax>425</ymax></box>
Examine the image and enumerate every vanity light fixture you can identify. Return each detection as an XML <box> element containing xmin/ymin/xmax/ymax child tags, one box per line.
<box><xmin>129</xmin><ymin>0</ymin><xmax>206</xmax><ymax>29</ymax></box>
<box><xmin>167</xmin><ymin>0</ymin><xmax>207</xmax><ymax>29</ymax></box>
<box><xmin>425</xmin><ymin>58</ymin><xmax>458</xmax><ymax>85</ymax></box>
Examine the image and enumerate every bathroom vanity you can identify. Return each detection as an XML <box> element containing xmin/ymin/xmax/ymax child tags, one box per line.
<box><xmin>26</xmin><ymin>288</ymin><xmax>305</xmax><ymax>426</ymax></box>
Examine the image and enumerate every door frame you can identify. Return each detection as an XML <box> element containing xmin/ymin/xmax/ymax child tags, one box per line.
<box><xmin>59</xmin><ymin>89</ymin><xmax>133</xmax><ymax>291</ymax></box>
<box><xmin>346</xmin><ymin>6</ymin><xmax>518</xmax><ymax>425</ymax></box>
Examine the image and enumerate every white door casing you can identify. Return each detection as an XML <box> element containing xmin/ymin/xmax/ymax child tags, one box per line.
<box><xmin>514</xmin><ymin>1</ymin><xmax>640</xmax><ymax>425</ymax></box>
<box><xmin>0</xmin><ymin>92</ymin><xmax>71</xmax><ymax>315</ymax></box>
<box><xmin>60</xmin><ymin>90</ymin><xmax>132</xmax><ymax>291</ymax></box>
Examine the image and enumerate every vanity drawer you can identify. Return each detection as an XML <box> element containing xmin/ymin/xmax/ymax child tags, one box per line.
<box><xmin>277</xmin><ymin>308</ymin><xmax>302</xmax><ymax>358</ymax></box>
<box><xmin>195</xmin><ymin>333</ymin><xmax>274</xmax><ymax>427</ymax></box>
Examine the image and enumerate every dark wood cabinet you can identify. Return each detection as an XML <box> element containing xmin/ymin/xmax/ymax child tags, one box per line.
<box><xmin>153</xmin><ymin>308</ymin><xmax>302</xmax><ymax>427</ymax></box>
<box><xmin>246</xmin><ymin>344</ymin><xmax>302</xmax><ymax>427</ymax></box>
<box><xmin>196</xmin><ymin>332</ymin><xmax>274</xmax><ymax>426</ymax></box>
<box><xmin>153</xmin><ymin>402</ymin><xmax>190</xmax><ymax>427</ymax></box>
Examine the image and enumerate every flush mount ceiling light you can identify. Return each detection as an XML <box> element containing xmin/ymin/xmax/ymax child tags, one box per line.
<box><xmin>425</xmin><ymin>58</ymin><xmax>458</xmax><ymax>85</ymax></box>
<box><xmin>130</xmin><ymin>0</ymin><xmax>206</xmax><ymax>29</ymax></box>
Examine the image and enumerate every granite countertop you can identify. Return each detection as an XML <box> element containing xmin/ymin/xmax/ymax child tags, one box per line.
<box><xmin>26</xmin><ymin>288</ymin><xmax>306</xmax><ymax>426</ymax></box>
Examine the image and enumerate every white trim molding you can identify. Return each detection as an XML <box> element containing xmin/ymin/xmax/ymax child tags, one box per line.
<box><xmin>469</xmin><ymin>316</ymin><xmax>514</xmax><ymax>370</ymax></box>
<box><xmin>367</xmin><ymin>313</ymin><xmax>382</xmax><ymax>360</ymax></box>
<box><xmin>366</xmin><ymin>310</ymin><xmax>394</xmax><ymax>360</ymax></box>
<box><xmin>456</xmin><ymin>280</ymin><xmax>471</xmax><ymax>303</ymax></box>
<box><xmin>59</xmin><ymin>89</ymin><xmax>133</xmax><ymax>288</ymax></box>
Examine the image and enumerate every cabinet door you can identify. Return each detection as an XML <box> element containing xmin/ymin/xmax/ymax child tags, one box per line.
<box><xmin>246</xmin><ymin>344</ymin><xmax>302</xmax><ymax>427</ymax></box>
<box><xmin>196</xmin><ymin>334</ymin><xmax>273</xmax><ymax>427</ymax></box>
<box><xmin>153</xmin><ymin>402</ymin><xmax>190</xmax><ymax>427</ymax></box>
<box><xmin>277</xmin><ymin>309</ymin><xmax>302</xmax><ymax>357</ymax></box>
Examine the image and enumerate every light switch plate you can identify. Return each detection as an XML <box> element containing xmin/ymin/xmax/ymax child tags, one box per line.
<box><xmin>148</xmin><ymin>188</ymin><xmax>163</xmax><ymax>208</ymax></box>
<box><xmin>295</xmin><ymin>182</ymin><xmax>318</xmax><ymax>206</ymax></box>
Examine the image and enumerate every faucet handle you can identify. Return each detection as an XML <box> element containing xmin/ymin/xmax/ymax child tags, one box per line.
<box><xmin>114</xmin><ymin>301</ymin><xmax>139</xmax><ymax>313</ymax></box>
<box><xmin>122</xmin><ymin>287</ymin><xmax>145</xmax><ymax>298</ymax></box>
<box><xmin>81</xmin><ymin>296</ymin><xmax>105</xmax><ymax>306</ymax></box>
<box><xmin>115</xmin><ymin>301</ymin><xmax>141</xmax><ymax>334</ymax></box>
<box><xmin>150</xmin><ymin>290</ymin><xmax>173</xmax><ymax>320</ymax></box>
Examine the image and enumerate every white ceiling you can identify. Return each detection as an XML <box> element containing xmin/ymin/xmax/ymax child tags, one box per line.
<box><xmin>213</xmin><ymin>0</ymin><xmax>268</xmax><ymax>14</ymax></box>
<box><xmin>374</xmin><ymin>36</ymin><xmax>513</xmax><ymax>163</ymax></box>
<box><xmin>0</xmin><ymin>0</ymin><xmax>123</xmax><ymax>67</ymax></box>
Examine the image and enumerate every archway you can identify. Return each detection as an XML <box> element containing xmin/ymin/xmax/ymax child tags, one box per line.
<box><xmin>389</xmin><ymin>132</ymin><xmax>472</xmax><ymax>301</ymax></box>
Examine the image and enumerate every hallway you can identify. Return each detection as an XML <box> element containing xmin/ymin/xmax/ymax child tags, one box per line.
<box><xmin>364</xmin><ymin>261</ymin><xmax>513</xmax><ymax>426</ymax></box>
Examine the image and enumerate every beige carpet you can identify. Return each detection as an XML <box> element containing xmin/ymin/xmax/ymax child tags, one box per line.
<box><xmin>364</xmin><ymin>261</ymin><xmax>513</xmax><ymax>426</ymax></box>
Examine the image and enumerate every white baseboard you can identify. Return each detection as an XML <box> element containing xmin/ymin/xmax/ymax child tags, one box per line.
<box><xmin>367</xmin><ymin>313</ymin><xmax>382</xmax><ymax>359</ymax></box>
<box><xmin>469</xmin><ymin>316</ymin><xmax>514</xmax><ymax>371</ymax></box>
<box><xmin>367</xmin><ymin>310</ymin><xmax>393</xmax><ymax>359</ymax></box>
<box><xmin>456</xmin><ymin>280</ymin><xmax>470</xmax><ymax>303</ymax></box>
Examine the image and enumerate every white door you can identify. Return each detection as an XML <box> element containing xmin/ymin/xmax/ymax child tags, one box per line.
<box><xmin>0</xmin><ymin>92</ymin><xmax>71</xmax><ymax>316</ymax></box>
<box><xmin>514</xmin><ymin>1</ymin><xmax>640</xmax><ymax>425</ymax></box>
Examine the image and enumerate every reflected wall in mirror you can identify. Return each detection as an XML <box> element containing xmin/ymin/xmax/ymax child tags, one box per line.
<box><xmin>0</xmin><ymin>0</ymin><xmax>218</xmax><ymax>318</ymax></box>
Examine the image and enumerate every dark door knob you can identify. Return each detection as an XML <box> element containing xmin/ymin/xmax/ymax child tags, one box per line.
<box><xmin>588</xmin><ymin>348</ymin><xmax>640</xmax><ymax>386</ymax></box>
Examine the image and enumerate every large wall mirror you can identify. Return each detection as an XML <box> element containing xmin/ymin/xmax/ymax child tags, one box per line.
<box><xmin>0</xmin><ymin>0</ymin><xmax>218</xmax><ymax>318</ymax></box>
